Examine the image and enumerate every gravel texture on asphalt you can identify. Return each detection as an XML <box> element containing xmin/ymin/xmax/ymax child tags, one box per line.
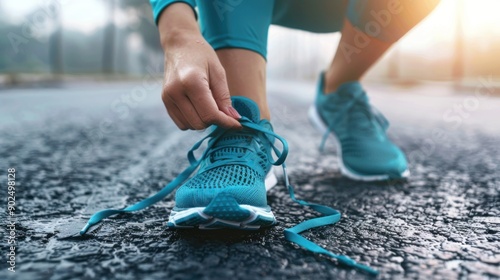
<box><xmin>0</xmin><ymin>81</ymin><xmax>499</xmax><ymax>280</ymax></box>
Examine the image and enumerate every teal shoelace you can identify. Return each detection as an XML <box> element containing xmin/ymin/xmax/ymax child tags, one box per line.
<box><xmin>79</xmin><ymin>116</ymin><xmax>378</xmax><ymax>275</ymax></box>
<box><xmin>320</xmin><ymin>93</ymin><xmax>388</xmax><ymax>152</ymax></box>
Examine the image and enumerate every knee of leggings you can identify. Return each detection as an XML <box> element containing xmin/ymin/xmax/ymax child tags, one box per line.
<box><xmin>197</xmin><ymin>0</ymin><xmax>275</xmax><ymax>59</ymax></box>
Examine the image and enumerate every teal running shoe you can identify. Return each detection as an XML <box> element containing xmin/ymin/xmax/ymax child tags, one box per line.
<box><xmin>309</xmin><ymin>73</ymin><xmax>409</xmax><ymax>181</ymax></box>
<box><xmin>79</xmin><ymin>96</ymin><xmax>379</xmax><ymax>275</ymax></box>
<box><xmin>167</xmin><ymin>97</ymin><xmax>278</xmax><ymax>229</ymax></box>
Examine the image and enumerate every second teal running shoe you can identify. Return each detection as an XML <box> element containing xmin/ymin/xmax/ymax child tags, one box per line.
<box><xmin>309</xmin><ymin>73</ymin><xmax>409</xmax><ymax>181</ymax></box>
<box><xmin>167</xmin><ymin>97</ymin><xmax>278</xmax><ymax>229</ymax></box>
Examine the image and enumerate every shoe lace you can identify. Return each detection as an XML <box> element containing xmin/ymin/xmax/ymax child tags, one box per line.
<box><xmin>79</xmin><ymin>116</ymin><xmax>378</xmax><ymax>275</ymax></box>
<box><xmin>204</xmin><ymin>127</ymin><xmax>266</xmax><ymax>168</ymax></box>
<box><xmin>320</xmin><ymin>94</ymin><xmax>388</xmax><ymax>151</ymax></box>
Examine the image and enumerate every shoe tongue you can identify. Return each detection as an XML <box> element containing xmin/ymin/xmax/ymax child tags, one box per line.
<box><xmin>231</xmin><ymin>96</ymin><xmax>260</xmax><ymax>123</ymax></box>
<box><xmin>208</xmin><ymin>97</ymin><xmax>261</xmax><ymax>163</ymax></box>
<box><xmin>333</xmin><ymin>82</ymin><xmax>378</xmax><ymax>133</ymax></box>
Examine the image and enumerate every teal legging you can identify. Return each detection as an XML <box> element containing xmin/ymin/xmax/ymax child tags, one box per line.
<box><xmin>151</xmin><ymin>0</ymin><xmax>440</xmax><ymax>59</ymax></box>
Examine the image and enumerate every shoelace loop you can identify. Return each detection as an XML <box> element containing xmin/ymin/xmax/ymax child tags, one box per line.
<box><xmin>79</xmin><ymin>116</ymin><xmax>378</xmax><ymax>275</ymax></box>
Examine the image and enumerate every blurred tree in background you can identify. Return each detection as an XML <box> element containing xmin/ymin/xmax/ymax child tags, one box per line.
<box><xmin>102</xmin><ymin>0</ymin><xmax>116</xmax><ymax>74</ymax></box>
<box><xmin>0</xmin><ymin>0</ymin><xmax>498</xmax><ymax>83</ymax></box>
<box><xmin>0</xmin><ymin>0</ymin><xmax>163</xmax><ymax>76</ymax></box>
<box><xmin>120</xmin><ymin>0</ymin><xmax>162</xmax><ymax>52</ymax></box>
<box><xmin>0</xmin><ymin>5</ymin><xmax>50</xmax><ymax>73</ymax></box>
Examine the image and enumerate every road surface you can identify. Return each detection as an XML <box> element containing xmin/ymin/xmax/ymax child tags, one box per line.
<box><xmin>0</xmin><ymin>80</ymin><xmax>499</xmax><ymax>279</ymax></box>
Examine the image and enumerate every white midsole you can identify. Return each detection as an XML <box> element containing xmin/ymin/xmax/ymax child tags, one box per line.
<box><xmin>169</xmin><ymin>204</ymin><xmax>275</xmax><ymax>227</ymax></box>
<box><xmin>308</xmin><ymin>105</ymin><xmax>409</xmax><ymax>181</ymax></box>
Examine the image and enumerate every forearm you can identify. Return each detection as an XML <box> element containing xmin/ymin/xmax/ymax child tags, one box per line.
<box><xmin>158</xmin><ymin>3</ymin><xmax>200</xmax><ymax>49</ymax></box>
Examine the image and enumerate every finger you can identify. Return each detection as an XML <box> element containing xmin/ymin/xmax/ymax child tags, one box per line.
<box><xmin>164</xmin><ymin>96</ymin><xmax>190</xmax><ymax>130</ymax></box>
<box><xmin>208</xmin><ymin>63</ymin><xmax>241</xmax><ymax>120</ymax></box>
<box><xmin>162</xmin><ymin>83</ymin><xmax>191</xmax><ymax>130</ymax></box>
<box><xmin>174</xmin><ymin>69</ymin><xmax>220</xmax><ymax>130</ymax></box>
<box><xmin>174</xmin><ymin>93</ymin><xmax>210</xmax><ymax>130</ymax></box>
<box><xmin>186</xmin><ymin>75</ymin><xmax>241</xmax><ymax>129</ymax></box>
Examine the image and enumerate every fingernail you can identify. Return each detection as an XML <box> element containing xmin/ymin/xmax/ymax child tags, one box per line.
<box><xmin>227</xmin><ymin>106</ymin><xmax>241</xmax><ymax>119</ymax></box>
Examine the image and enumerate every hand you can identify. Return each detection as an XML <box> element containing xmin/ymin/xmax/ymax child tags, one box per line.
<box><xmin>158</xmin><ymin>4</ymin><xmax>241</xmax><ymax>130</ymax></box>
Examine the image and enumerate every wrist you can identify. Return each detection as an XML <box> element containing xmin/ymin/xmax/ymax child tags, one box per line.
<box><xmin>158</xmin><ymin>3</ymin><xmax>201</xmax><ymax>49</ymax></box>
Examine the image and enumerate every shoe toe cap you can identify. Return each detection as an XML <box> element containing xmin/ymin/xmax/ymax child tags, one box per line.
<box><xmin>342</xmin><ymin>143</ymin><xmax>408</xmax><ymax>178</ymax></box>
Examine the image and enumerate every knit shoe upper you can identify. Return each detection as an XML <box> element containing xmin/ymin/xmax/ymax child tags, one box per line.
<box><xmin>314</xmin><ymin>73</ymin><xmax>409</xmax><ymax>179</ymax></box>
<box><xmin>174</xmin><ymin>97</ymin><xmax>275</xmax><ymax>209</ymax></box>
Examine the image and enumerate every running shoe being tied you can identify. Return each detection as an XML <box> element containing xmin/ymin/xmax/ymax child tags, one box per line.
<box><xmin>168</xmin><ymin>96</ymin><xmax>279</xmax><ymax>229</ymax></box>
<box><xmin>309</xmin><ymin>73</ymin><xmax>410</xmax><ymax>181</ymax></box>
<box><xmin>79</xmin><ymin>96</ymin><xmax>378</xmax><ymax>275</ymax></box>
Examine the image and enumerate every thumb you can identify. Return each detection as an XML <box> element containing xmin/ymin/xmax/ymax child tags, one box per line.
<box><xmin>209</xmin><ymin>63</ymin><xmax>241</xmax><ymax>120</ymax></box>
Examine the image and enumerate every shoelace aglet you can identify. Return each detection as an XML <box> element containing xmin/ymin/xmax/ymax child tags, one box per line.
<box><xmin>354</xmin><ymin>263</ymin><xmax>378</xmax><ymax>275</ymax></box>
<box><xmin>336</xmin><ymin>255</ymin><xmax>378</xmax><ymax>275</ymax></box>
<box><xmin>80</xmin><ymin>222</ymin><xmax>93</xmax><ymax>235</ymax></box>
<box><xmin>283</xmin><ymin>165</ymin><xmax>290</xmax><ymax>187</ymax></box>
<box><xmin>350</xmin><ymin>261</ymin><xmax>378</xmax><ymax>275</ymax></box>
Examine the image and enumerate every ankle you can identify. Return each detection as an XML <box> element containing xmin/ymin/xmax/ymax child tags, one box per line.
<box><xmin>323</xmin><ymin>69</ymin><xmax>359</xmax><ymax>94</ymax></box>
<box><xmin>259</xmin><ymin>106</ymin><xmax>271</xmax><ymax>120</ymax></box>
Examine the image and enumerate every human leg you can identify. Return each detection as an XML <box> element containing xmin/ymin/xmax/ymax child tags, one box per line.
<box><xmin>324</xmin><ymin>0</ymin><xmax>441</xmax><ymax>92</ymax></box>
<box><xmin>324</xmin><ymin>19</ymin><xmax>394</xmax><ymax>92</ymax></box>
<box><xmin>216</xmin><ymin>49</ymin><xmax>269</xmax><ymax>119</ymax></box>
<box><xmin>310</xmin><ymin>0</ymin><xmax>440</xmax><ymax>180</ymax></box>
<box><xmin>197</xmin><ymin>0</ymin><xmax>274</xmax><ymax>120</ymax></box>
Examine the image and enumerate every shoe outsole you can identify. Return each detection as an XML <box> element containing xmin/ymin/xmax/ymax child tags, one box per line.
<box><xmin>308</xmin><ymin>105</ymin><xmax>410</xmax><ymax>181</ymax></box>
<box><xmin>167</xmin><ymin>192</ymin><xmax>276</xmax><ymax>230</ymax></box>
<box><xmin>167</xmin><ymin>170</ymin><xmax>278</xmax><ymax>230</ymax></box>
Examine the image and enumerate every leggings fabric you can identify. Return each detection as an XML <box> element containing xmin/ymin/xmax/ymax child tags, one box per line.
<box><xmin>162</xmin><ymin>0</ymin><xmax>440</xmax><ymax>59</ymax></box>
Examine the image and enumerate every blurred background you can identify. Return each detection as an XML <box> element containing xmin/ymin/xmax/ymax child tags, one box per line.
<box><xmin>0</xmin><ymin>0</ymin><xmax>499</xmax><ymax>88</ymax></box>
<box><xmin>2</xmin><ymin>3</ymin><xmax>500</xmax><ymax>279</ymax></box>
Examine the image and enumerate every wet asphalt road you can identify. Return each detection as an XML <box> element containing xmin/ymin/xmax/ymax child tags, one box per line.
<box><xmin>0</xmin><ymin>80</ymin><xmax>499</xmax><ymax>280</ymax></box>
